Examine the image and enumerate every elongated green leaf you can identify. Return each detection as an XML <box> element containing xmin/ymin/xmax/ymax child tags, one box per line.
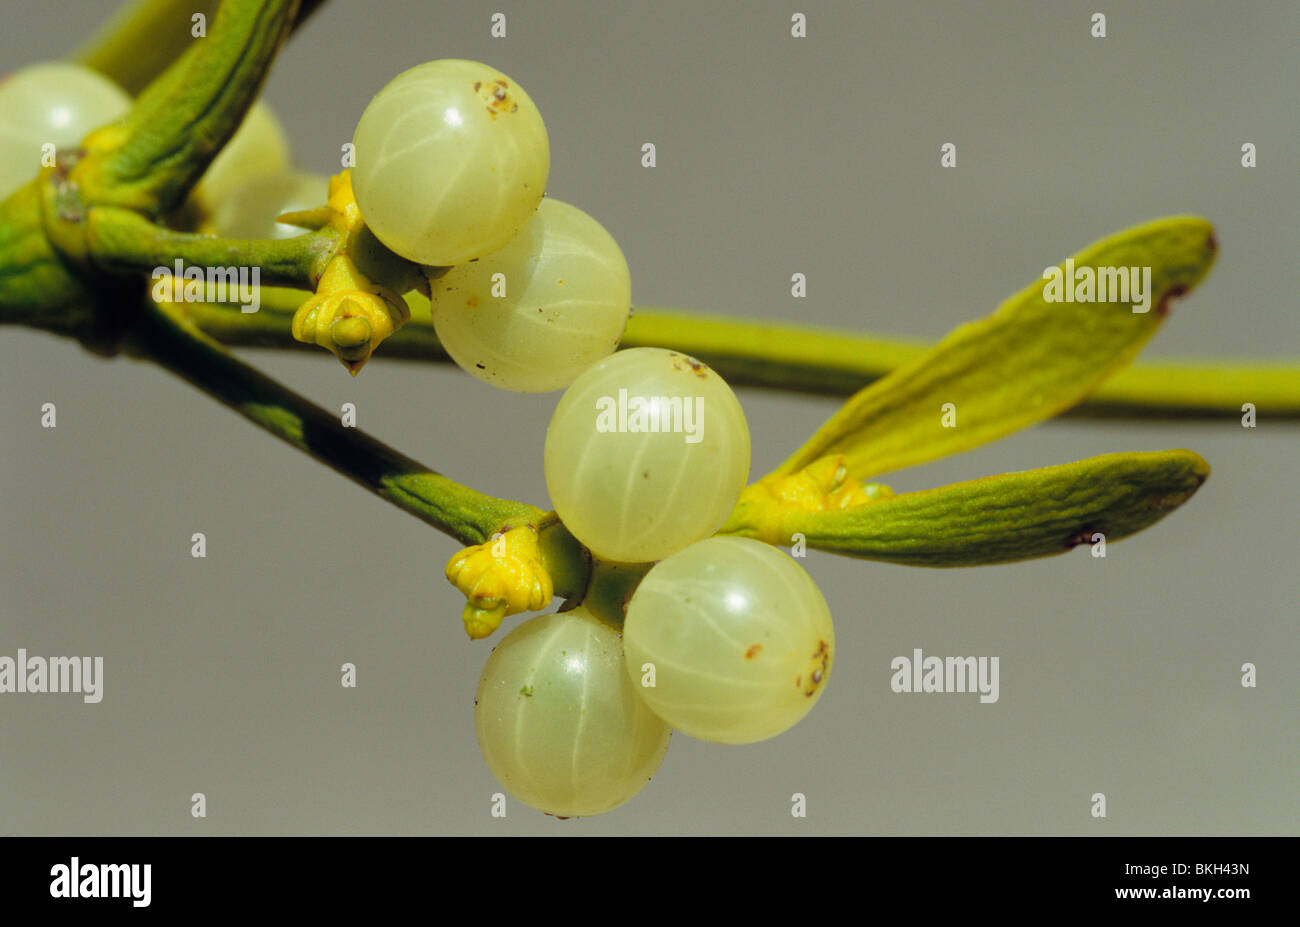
<box><xmin>724</xmin><ymin>450</ymin><xmax>1209</xmax><ymax>566</ymax></box>
<box><xmin>773</xmin><ymin>217</ymin><xmax>1218</xmax><ymax>480</ymax></box>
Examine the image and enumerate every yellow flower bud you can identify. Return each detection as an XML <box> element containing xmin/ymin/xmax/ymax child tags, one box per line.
<box><xmin>290</xmin><ymin>253</ymin><xmax>409</xmax><ymax>374</ymax></box>
<box><xmin>726</xmin><ymin>455</ymin><xmax>892</xmax><ymax>545</ymax></box>
<box><xmin>445</xmin><ymin>526</ymin><xmax>554</xmax><ymax>639</ymax></box>
<box><xmin>767</xmin><ymin>454</ymin><xmax>881</xmax><ymax>512</ymax></box>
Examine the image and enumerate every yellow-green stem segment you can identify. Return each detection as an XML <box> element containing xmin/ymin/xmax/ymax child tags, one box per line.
<box><xmin>169</xmin><ymin>296</ymin><xmax>1300</xmax><ymax>422</ymax></box>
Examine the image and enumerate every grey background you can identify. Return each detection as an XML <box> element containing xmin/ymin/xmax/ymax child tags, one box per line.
<box><xmin>2</xmin><ymin>0</ymin><xmax>1296</xmax><ymax>835</ymax></box>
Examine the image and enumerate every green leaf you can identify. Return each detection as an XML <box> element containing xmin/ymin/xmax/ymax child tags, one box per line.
<box><xmin>723</xmin><ymin>449</ymin><xmax>1209</xmax><ymax>566</ymax></box>
<box><xmin>772</xmin><ymin>216</ymin><xmax>1219</xmax><ymax>480</ymax></box>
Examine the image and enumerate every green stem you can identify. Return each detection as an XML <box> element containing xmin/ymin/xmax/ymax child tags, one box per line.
<box><xmin>76</xmin><ymin>0</ymin><xmax>329</xmax><ymax>95</ymax></box>
<box><xmin>2</xmin><ymin>0</ymin><xmax>322</xmax><ymax>356</ymax></box>
<box><xmin>180</xmin><ymin>288</ymin><xmax>429</xmax><ymax>349</ymax></box>
<box><xmin>75</xmin><ymin>0</ymin><xmax>299</xmax><ymax>218</ymax></box>
<box><xmin>87</xmin><ymin>208</ymin><xmax>337</xmax><ymax>290</ymax></box>
<box><xmin>537</xmin><ymin>520</ymin><xmax>591</xmax><ymax>602</ymax></box>
<box><xmin>625</xmin><ymin>310</ymin><xmax>932</xmax><ymax>395</ymax></box>
<box><xmin>1049</xmin><ymin>363</ymin><xmax>1299</xmax><ymax>420</ymax></box>
<box><xmin>75</xmin><ymin>0</ymin><xmax>222</xmax><ymax>94</ymax></box>
<box><xmin>127</xmin><ymin>295</ymin><xmax>543</xmax><ymax>547</ymax></box>
<box><xmin>177</xmin><ymin>297</ymin><xmax>1300</xmax><ymax>421</ymax></box>
<box><xmin>575</xmin><ymin>561</ymin><xmax>653</xmax><ymax>629</ymax></box>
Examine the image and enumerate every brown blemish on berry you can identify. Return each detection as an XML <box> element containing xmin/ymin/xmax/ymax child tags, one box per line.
<box><xmin>746</xmin><ymin>644</ymin><xmax>762</xmax><ymax>659</ymax></box>
<box><xmin>477</xmin><ymin>78</ymin><xmax>515</xmax><ymax>120</ymax></box>
<box><xmin>802</xmin><ymin>640</ymin><xmax>830</xmax><ymax>697</ymax></box>
<box><xmin>666</xmin><ymin>351</ymin><xmax>707</xmax><ymax>378</ymax></box>
<box><xmin>467</xmin><ymin>294</ymin><xmax>479</xmax><ymax>308</ymax></box>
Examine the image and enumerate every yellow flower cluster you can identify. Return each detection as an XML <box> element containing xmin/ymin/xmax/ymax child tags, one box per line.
<box><xmin>289</xmin><ymin>172</ymin><xmax>410</xmax><ymax>373</ymax></box>
<box><xmin>445</xmin><ymin>526</ymin><xmax>554</xmax><ymax>639</ymax></box>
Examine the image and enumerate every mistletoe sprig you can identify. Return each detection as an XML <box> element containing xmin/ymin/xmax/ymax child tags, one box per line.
<box><xmin>0</xmin><ymin>0</ymin><xmax>1278</xmax><ymax>615</ymax></box>
<box><xmin>2</xmin><ymin>0</ymin><xmax>1300</xmax><ymax>816</ymax></box>
<box><xmin>0</xmin><ymin>0</ymin><xmax>1281</xmax><ymax>616</ymax></box>
<box><xmin>3</xmin><ymin>0</ymin><xmax>1296</xmax><ymax>819</ymax></box>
